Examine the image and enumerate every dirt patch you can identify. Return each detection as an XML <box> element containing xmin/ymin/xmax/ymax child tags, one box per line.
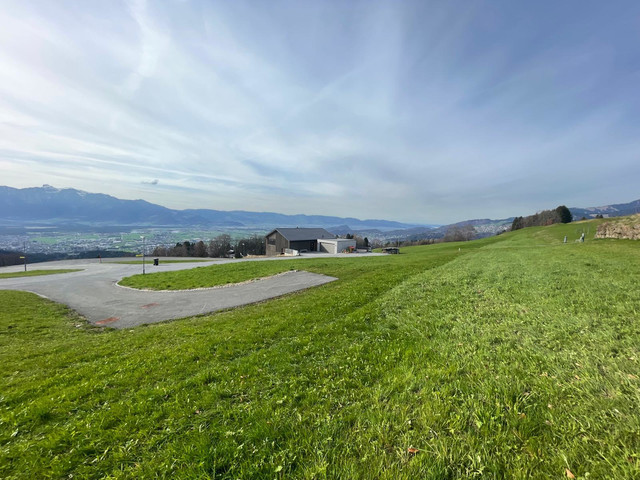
<box><xmin>595</xmin><ymin>214</ymin><xmax>640</xmax><ymax>240</ymax></box>
<box><xmin>96</xmin><ymin>317</ymin><xmax>119</xmax><ymax>325</ymax></box>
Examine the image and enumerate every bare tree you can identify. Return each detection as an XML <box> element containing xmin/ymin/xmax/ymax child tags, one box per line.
<box><xmin>208</xmin><ymin>234</ymin><xmax>232</xmax><ymax>257</ymax></box>
<box><xmin>443</xmin><ymin>224</ymin><xmax>476</xmax><ymax>242</ymax></box>
<box><xmin>235</xmin><ymin>234</ymin><xmax>265</xmax><ymax>256</ymax></box>
<box><xmin>194</xmin><ymin>240</ymin><xmax>207</xmax><ymax>257</ymax></box>
<box><xmin>151</xmin><ymin>246</ymin><xmax>168</xmax><ymax>256</ymax></box>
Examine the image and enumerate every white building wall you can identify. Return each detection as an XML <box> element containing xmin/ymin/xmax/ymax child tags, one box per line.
<box><xmin>317</xmin><ymin>239</ymin><xmax>356</xmax><ymax>254</ymax></box>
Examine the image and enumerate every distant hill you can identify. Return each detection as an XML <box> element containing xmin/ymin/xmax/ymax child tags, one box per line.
<box><xmin>3</xmin><ymin>185</ymin><xmax>637</xmax><ymax>241</ymax></box>
<box><xmin>0</xmin><ymin>185</ymin><xmax>200</xmax><ymax>226</ymax></box>
<box><xmin>0</xmin><ymin>185</ymin><xmax>421</xmax><ymax>231</ymax></box>
<box><xmin>344</xmin><ymin>198</ymin><xmax>640</xmax><ymax>243</ymax></box>
<box><xmin>350</xmin><ymin>218</ymin><xmax>513</xmax><ymax>243</ymax></box>
<box><xmin>181</xmin><ymin>208</ymin><xmax>419</xmax><ymax>231</ymax></box>
<box><xmin>570</xmin><ymin>199</ymin><xmax>640</xmax><ymax>219</ymax></box>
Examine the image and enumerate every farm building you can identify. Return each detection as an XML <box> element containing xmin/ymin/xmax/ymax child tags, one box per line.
<box><xmin>317</xmin><ymin>238</ymin><xmax>357</xmax><ymax>254</ymax></box>
<box><xmin>265</xmin><ymin>228</ymin><xmax>356</xmax><ymax>256</ymax></box>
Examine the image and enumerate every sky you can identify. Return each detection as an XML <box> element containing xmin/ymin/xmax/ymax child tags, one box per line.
<box><xmin>1</xmin><ymin>0</ymin><xmax>639</xmax><ymax>224</ymax></box>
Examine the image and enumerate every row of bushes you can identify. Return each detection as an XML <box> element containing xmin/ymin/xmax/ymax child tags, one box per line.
<box><xmin>511</xmin><ymin>205</ymin><xmax>572</xmax><ymax>231</ymax></box>
<box><xmin>150</xmin><ymin>234</ymin><xmax>265</xmax><ymax>258</ymax></box>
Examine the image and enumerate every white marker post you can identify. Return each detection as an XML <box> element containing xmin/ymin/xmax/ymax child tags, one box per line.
<box><xmin>140</xmin><ymin>236</ymin><xmax>146</xmax><ymax>275</ymax></box>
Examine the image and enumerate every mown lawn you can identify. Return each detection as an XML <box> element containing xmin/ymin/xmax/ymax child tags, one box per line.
<box><xmin>0</xmin><ymin>269</ymin><xmax>81</xmax><ymax>279</ymax></box>
<box><xmin>113</xmin><ymin>259</ymin><xmax>212</xmax><ymax>265</ymax></box>
<box><xmin>1</xmin><ymin>221</ymin><xmax>639</xmax><ymax>479</ymax></box>
<box><xmin>118</xmin><ymin>259</ymin><xmax>303</xmax><ymax>290</ymax></box>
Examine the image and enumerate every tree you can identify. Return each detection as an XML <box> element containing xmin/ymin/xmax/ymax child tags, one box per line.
<box><xmin>512</xmin><ymin>205</ymin><xmax>571</xmax><ymax>231</ymax></box>
<box><xmin>370</xmin><ymin>238</ymin><xmax>384</xmax><ymax>249</ymax></box>
<box><xmin>443</xmin><ymin>224</ymin><xmax>476</xmax><ymax>242</ymax></box>
<box><xmin>208</xmin><ymin>234</ymin><xmax>232</xmax><ymax>258</ymax></box>
<box><xmin>354</xmin><ymin>235</ymin><xmax>366</xmax><ymax>249</ymax></box>
<box><xmin>151</xmin><ymin>246</ymin><xmax>168</xmax><ymax>256</ymax></box>
<box><xmin>511</xmin><ymin>216</ymin><xmax>523</xmax><ymax>231</ymax></box>
<box><xmin>193</xmin><ymin>240</ymin><xmax>207</xmax><ymax>257</ymax></box>
<box><xmin>555</xmin><ymin>205</ymin><xmax>572</xmax><ymax>224</ymax></box>
<box><xmin>238</xmin><ymin>234</ymin><xmax>265</xmax><ymax>256</ymax></box>
<box><xmin>170</xmin><ymin>242</ymin><xmax>186</xmax><ymax>257</ymax></box>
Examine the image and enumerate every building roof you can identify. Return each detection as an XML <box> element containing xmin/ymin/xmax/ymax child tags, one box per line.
<box><xmin>266</xmin><ymin>227</ymin><xmax>336</xmax><ymax>241</ymax></box>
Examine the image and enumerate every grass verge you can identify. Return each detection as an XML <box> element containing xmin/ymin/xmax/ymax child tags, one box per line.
<box><xmin>0</xmin><ymin>269</ymin><xmax>81</xmax><ymax>279</ymax></box>
<box><xmin>112</xmin><ymin>259</ymin><xmax>212</xmax><ymax>265</ymax></box>
<box><xmin>119</xmin><ymin>260</ymin><xmax>307</xmax><ymax>290</ymax></box>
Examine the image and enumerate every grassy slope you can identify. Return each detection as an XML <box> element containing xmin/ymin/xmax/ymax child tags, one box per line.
<box><xmin>1</xmin><ymin>222</ymin><xmax>639</xmax><ymax>479</ymax></box>
<box><xmin>0</xmin><ymin>269</ymin><xmax>81</xmax><ymax>279</ymax></box>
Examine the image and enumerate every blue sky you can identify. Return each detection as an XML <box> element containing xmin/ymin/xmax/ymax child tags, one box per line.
<box><xmin>1</xmin><ymin>0</ymin><xmax>638</xmax><ymax>224</ymax></box>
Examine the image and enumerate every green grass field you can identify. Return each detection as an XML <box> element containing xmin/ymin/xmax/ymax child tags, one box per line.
<box><xmin>112</xmin><ymin>259</ymin><xmax>212</xmax><ymax>266</ymax></box>
<box><xmin>1</xmin><ymin>221</ymin><xmax>639</xmax><ymax>479</ymax></box>
<box><xmin>119</xmin><ymin>260</ymin><xmax>302</xmax><ymax>290</ymax></box>
<box><xmin>0</xmin><ymin>269</ymin><xmax>81</xmax><ymax>279</ymax></box>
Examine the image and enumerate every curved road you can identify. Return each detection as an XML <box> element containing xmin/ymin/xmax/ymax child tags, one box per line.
<box><xmin>0</xmin><ymin>257</ymin><xmax>338</xmax><ymax>328</ymax></box>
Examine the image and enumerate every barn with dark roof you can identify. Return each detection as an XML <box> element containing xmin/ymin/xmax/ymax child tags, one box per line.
<box><xmin>265</xmin><ymin>228</ymin><xmax>336</xmax><ymax>256</ymax></box>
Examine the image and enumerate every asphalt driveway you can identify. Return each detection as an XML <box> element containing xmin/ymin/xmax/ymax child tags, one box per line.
<box><xmin>0</xmin><ymin>257</ymin><xmax>337</xmax><ymax>328</ymax></box>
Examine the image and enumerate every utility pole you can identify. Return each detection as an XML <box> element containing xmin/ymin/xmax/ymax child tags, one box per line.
<box><xmin>23</xmin><ymin>241</ymin><xmax>27</xmax><ymax>272</ymax></box>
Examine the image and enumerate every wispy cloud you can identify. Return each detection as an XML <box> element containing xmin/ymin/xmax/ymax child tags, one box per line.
<box><xmin>0</xmin><ymin>0</ymin><xmax>638</xmax><ymax>223</ymax></box>
<box><xmin>122</xmin><ymin>0</ymin><xmax>171</xmax><ymax>95</ymax></box>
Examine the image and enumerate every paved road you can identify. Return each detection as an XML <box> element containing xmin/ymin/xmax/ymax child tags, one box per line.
<box><xmin>0</xmin><ymin>257</ymin><xmax>339</xmax><ymax>328</ymax></box>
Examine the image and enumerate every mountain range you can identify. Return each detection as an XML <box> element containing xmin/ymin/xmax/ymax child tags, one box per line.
<box><xmin>0</xmin><ymin>185</ymin><xmax>424</xmax><ymax>231</ymax></box>
<box><xmin>1</xmin><ymin>185</ymin><xmax>638</xmax><ymax>238</ymax></box>
<box><xmin>569</xmin><ymin>200</ymin><xmax>640</xmax><ymax>219</ymax></box>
